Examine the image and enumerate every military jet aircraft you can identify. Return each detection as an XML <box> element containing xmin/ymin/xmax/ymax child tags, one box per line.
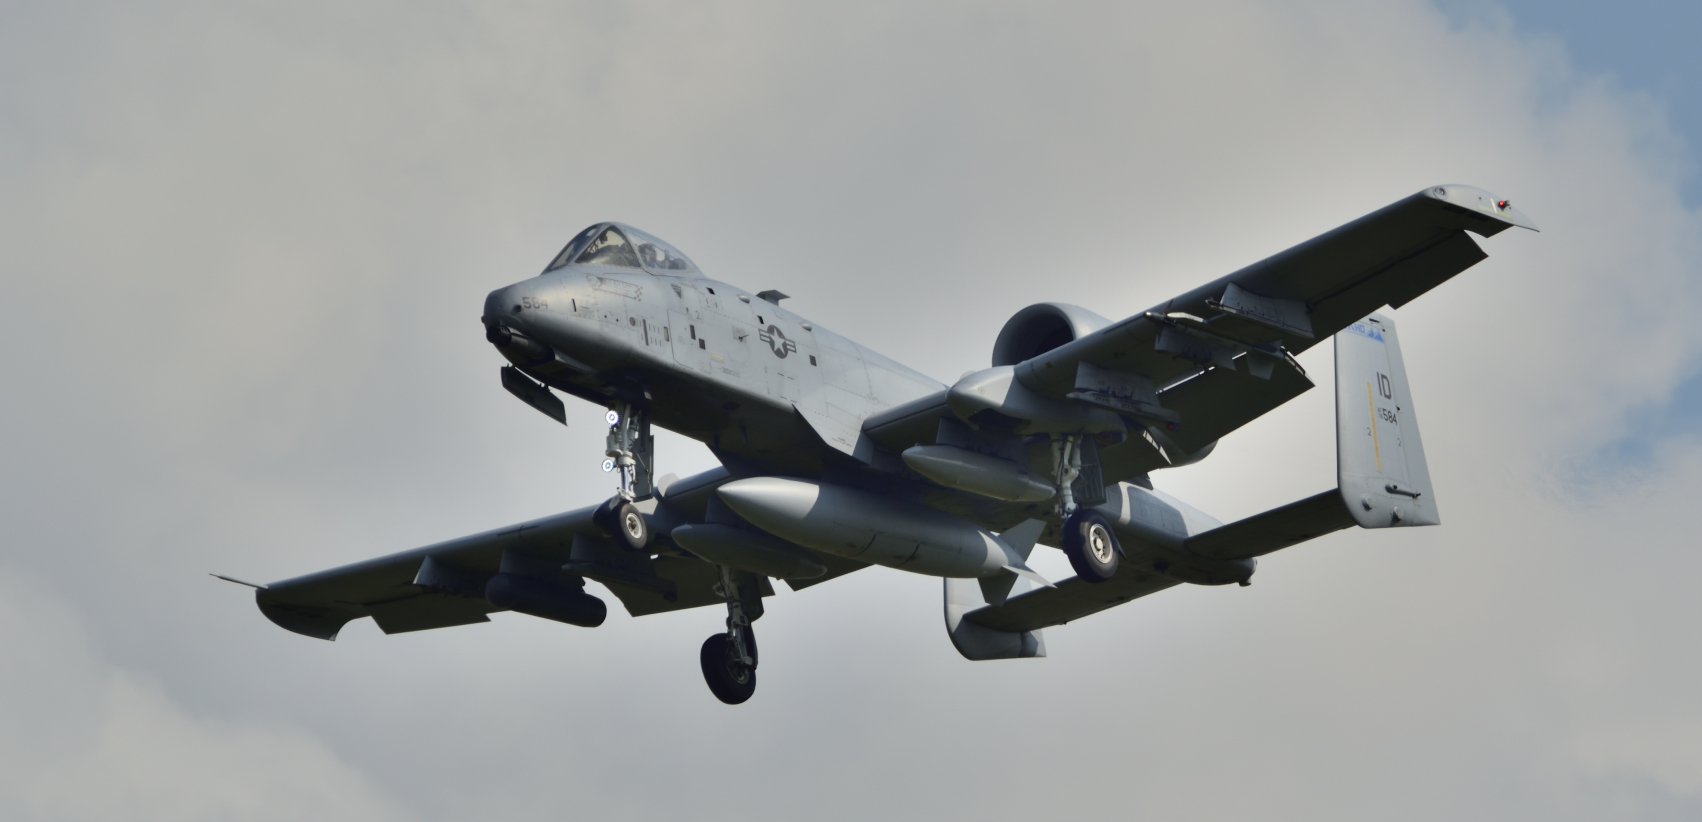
<box><xmin>223</xmin><ymin>185</ymin><xmax>1535</xmax><ymax>704</ymax></box>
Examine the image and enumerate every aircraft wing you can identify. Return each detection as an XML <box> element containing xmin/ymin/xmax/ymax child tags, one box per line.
<box><xmin>254</xmin><ymin>505</ymin><xmax>724</xmax><ymax>640</ymax></box>
<box><xmin>249</xmin><ymin>471</ymin><xmax>816</xmax><ymax>641</ymax></box>
<box><xmin>863</xmin><ymin>186</ymin><xmax>1533</xmax><ymax>487</ymax></box>
<box><xmin>1019</xmin><ymin>185</ymin><xmax>1536</xmax><ymax>477</ymax></box>
<box><xmin>253</xmin><ymin>508</ymin><xmax>583</xmax><ymax>641</ymax></box>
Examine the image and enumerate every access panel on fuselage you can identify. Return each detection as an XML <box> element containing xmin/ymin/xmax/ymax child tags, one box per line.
<box><xmin>745</xmin><ymin>304</ymin><xmax>820</xmax><ymax>413</ymax></box>
<box><xmin>599</xmin><ymin>273</ymin><xmax>669</xmax><ymax>362</ymax></box>
<box><xmin>667</xmin><ymin>281</ymin><xmax>711</xmax><ymax>374</ymax></box>
<box><xmin>691</xmin><ymin>284</ymin><xmax>773</xmax><ymax>400</ymax></box>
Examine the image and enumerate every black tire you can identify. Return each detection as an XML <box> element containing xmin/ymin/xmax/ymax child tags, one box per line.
<box><xmin>591</xmin><ymin>498</ymin><xmax>620</xmax><ymax>537</ymax></box>
<box><xmin>614</xmin><ymin>501</ymin><xmax>648</xmax><ymax>550</ymax></box>
<box><xmin>700</xmin><ymin>634</ymin><xmax>756</xmax><ymax>705</ymax></box>
<box><xmin>1062</xmin><ymin>509</ymin><xmax>1120</xmax><ymax>583</ymax></box>
<box><xmin>594</xmin><ymin>498</ymin><xmax>649</xmax><ymax>550</ymax></box>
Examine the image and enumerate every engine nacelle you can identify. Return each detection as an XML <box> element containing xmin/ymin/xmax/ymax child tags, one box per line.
<box><xmin>947</xmin><ymin>366</ymin><xmax>1125</xmax><ymax>436</ymax></box>
<box><xmin>991</xmin><ymin>303</ymin><xmax>1113</xmax><ymax>367</ymax></box>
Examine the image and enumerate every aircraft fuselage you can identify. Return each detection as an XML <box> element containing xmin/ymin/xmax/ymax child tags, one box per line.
<box><xmin>483</xmin><ymin>263</ymin><xmax>941</xmax><ymax>475</ymax></box>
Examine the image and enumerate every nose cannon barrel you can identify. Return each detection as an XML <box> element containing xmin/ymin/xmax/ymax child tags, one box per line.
<box><xmin>483</xmin><ymin>317</ymin><xmax>594</xmax><ymax>378</ymax></box>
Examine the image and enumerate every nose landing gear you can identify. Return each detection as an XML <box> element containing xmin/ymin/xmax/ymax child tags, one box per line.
<box><xmin>592</xmin><ymin>402</ymin><xmax>655</xmax><ymax>551</ymax></box>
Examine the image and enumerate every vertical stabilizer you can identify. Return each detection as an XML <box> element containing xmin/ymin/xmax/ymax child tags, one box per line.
<box><xmin>945</xmin><ymin>578</ymin><xmax>1046</xmax><ymax>659</ymax></box>
<box><xmin>1336</xmin><ymin>313</ymin><xmax>1439</xmax><ymax>528</ymax></box>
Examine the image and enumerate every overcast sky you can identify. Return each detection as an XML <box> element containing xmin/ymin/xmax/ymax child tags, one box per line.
<box><xmin>2</xmin><ymin>1</ymin><xmax>1700</xmax><ymax>819</ymax></box>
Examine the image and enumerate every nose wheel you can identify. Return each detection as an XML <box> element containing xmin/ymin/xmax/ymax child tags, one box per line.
<box><xmin>592</xmin><ymin>497</ymin><xmax>650</xmax><ymax>551</ymax></box>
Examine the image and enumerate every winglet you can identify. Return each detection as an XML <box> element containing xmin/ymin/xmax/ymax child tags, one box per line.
<box><xmin>1425</xmin><ymin>184</ymin><xmax>1539</xmax><ymax>233</ymax></box>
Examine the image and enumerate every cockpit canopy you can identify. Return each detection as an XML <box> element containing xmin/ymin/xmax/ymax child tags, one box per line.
<box><xmin>544</xmin><ymin>223</ymin><xmax>699</xmax><ymax>276</ymax></box>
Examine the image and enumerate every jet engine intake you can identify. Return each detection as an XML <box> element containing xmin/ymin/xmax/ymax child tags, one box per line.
<box><xmin>991</xmin><ymin>303</ymin><xmax>1113</xmax><ymax>367</ymax></box>
<box><xmin>485</xmin><ymin>322</ymin><xmax>592</xmax><ymax>376</ymax></box>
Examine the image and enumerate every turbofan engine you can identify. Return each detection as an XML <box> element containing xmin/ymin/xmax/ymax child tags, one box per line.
<box><xmin>990</xmin><ymin>302</ymin><xmax>1113</xmax><ymax>367</ymax></box>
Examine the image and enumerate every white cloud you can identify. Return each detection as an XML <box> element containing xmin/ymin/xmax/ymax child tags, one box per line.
<box><xmin>0</xmin><ymin>570</ymin><xmax>412</xmax><ymax>821</ymax></box>
<box><xmin>0</xmin><ymin>0</ymin><xmax>1699</xmax><ymax>819</ymax></box>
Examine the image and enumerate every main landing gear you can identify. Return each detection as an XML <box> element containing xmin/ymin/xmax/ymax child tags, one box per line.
<box><xmin>1062</xmin><ymin>508</ymin><xmax>1119</xmax><ymax>582</ymax></box>
<box><xmin>701</xmin><ymin>564</ymin><xmax>763</xmax><ymax>704</ymax></box>
<box><xmin>592</xmin><ymin>401</ymin><xmax>654</xmax><ymax>551</ymax></box>
<box><xmin>583</xmin><ymin>402</ymin><xmax>761</xmax><ymax>704</ymax></box>
<box><xmin>1052</xmin><ymin>433</ymin><xmax>1121</xmax><ymax>583</ymax></box>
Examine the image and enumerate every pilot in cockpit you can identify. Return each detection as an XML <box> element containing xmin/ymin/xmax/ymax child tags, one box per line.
<box><xmin>543</xmin><ymin>224</ymin><xmax>699</xmax><ymax>275</ymax></box>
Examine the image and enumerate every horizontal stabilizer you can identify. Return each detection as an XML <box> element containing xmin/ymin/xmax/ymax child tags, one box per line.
<box><xmin>1185</xmin><ymin>489</ymin><xmax>1356</xmax><ymax>560</ymax></box>
<box><xmin>961</xmin><ymin>568</ymin><xmax>1180</xmax><ymax>635</ymax></box>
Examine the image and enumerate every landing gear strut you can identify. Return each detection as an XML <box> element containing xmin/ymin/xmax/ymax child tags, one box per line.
<box><xmin>1051</xmin><ymin>433</ymin><xmax>1084</xmax><ymax>519</ymax></box>
<box><xmin>701</xmin><ymin>564</ymin><xmax>763</xmax><ymax>704</ymax></box>
<box><xmin>1053</xmin><ymin>433</ymin><xmax>1121</xmax><ymax>582</ymax></box>
<box><xmin>592</xmin><ymin>401</ymin><xmax>654</xmax><ymax>551</ymax></box>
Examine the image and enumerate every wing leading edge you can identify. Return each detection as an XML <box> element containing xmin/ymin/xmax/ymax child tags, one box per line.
<box><xmin>1022</xmin><ymin>185</ymin><xmax>1535</xmax><ymax>482</ymax></box>
<box><xmin>860</xmin><ymin>186</ymin><xmax>1534</xmax><ymax>490</ymax></box>
<box><xmin>251</xmin><ymin>472</ymin><xmax>812</xmax><ymax>641</ymax></box>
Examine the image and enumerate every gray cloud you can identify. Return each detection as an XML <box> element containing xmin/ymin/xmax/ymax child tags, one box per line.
<box><xmin>1</xmin><ymin>1</ymin><xmax>1699</xmax><ymax>819</ymax></box>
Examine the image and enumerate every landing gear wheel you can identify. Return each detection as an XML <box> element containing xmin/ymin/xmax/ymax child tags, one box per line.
<box><xmin>593</xmin><ymin>499</ymin><xmax>649</xmax><ymax>551</ymax></box>
<box><xmin>700</xmin><ymin>633</ymin><xmax>756</xmax><ymax>704</ymax></box>
<box><xmin>1062</xmin><ymin>509</ymin><xmax>1120</xmax><ymax>583</ymax></box>
<box><xmin>616</xmin><ymin>502</ymin><xmax>648</xmax><ymax>550</ymax></box>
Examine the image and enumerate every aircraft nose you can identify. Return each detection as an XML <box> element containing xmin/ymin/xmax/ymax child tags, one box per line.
<box><xmin>484</xmin><ymin>283</ymin><xmax>524</xmax><ymax>325</ymax></box>
<box><xmin>483</xmin><ymin>282</ymin><xmax>541</xmax><ymax>349</ymax></box>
